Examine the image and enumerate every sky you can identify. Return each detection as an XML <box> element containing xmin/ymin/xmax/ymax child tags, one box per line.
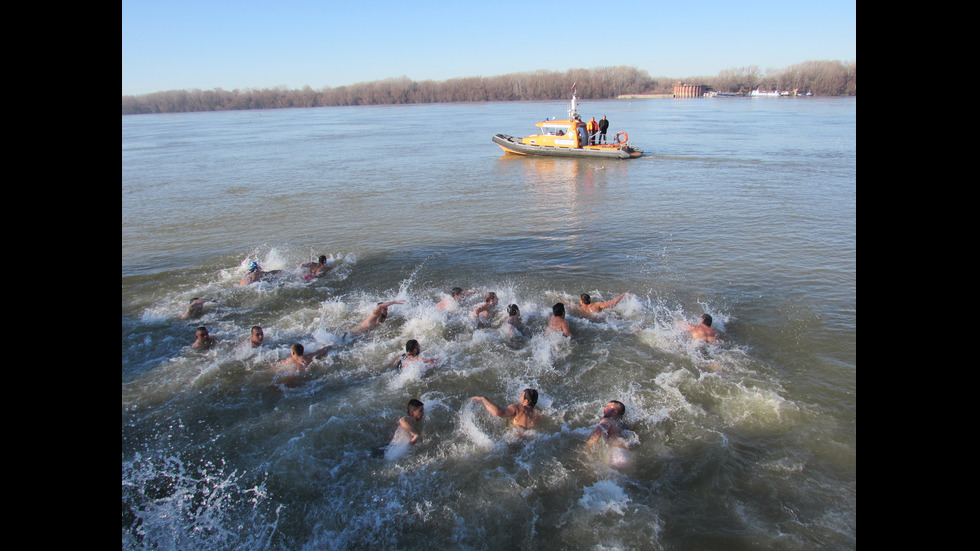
<box><xmin>121</xmin><ymin>0</ymin><xmax>856</xmax><ymax>96</ymax></box>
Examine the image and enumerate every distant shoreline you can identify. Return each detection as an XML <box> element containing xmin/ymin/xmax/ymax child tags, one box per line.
<box><xmin>617</xmin><ymin>94</ymin><xmax>673</xmax><ymax>99</ymax></box>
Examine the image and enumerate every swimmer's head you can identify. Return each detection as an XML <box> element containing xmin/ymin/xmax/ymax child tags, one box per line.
<box><xmin>700</xmin><ymin>314</ymin><xmax>712</xmax><ymax>327</ymax></box>
<box><xmin>291</xmin><ymin>343</ymin><xmax>305</xmax><ymax>356</ymax></box>
<box><xmin>485</xmin><ymin>292</ymin><xmax>497</xmax><ymax>304</ymax></box>
<box><xmin>250</xmin><ymin>326</ymin><xmax>264</xmax><ymax>344</ymax></box>
<box><xmin>552</xmin><ymin>303</ymin><xmax>565</xmax><ymax>317</ymax></box>
<box><xmin>604</xmin><ymin>400</ymin><xmax>626</xmax><ymax>418</ymax></box>
<box><xmin>196</xmin><ymin>326</ymin><xmax>209</xmax><ymax>338</ymax></box>
<box><xmin>405</xmin><ymin>339</ymin><xmax>420</xmax><ymax>355</ymax></box>
<box><xmin>580</xmin><ymin>293</ymin><xmax>591</xmax><ymax>305</ymax></box>
<box><xmin>521</xmin><ymin>389</ymin><xmax>538</xmax><ymax>408</ymax></box>
<box><xmin>450</xmin><ymin>287</ymin><xmax>464</xmax><ymax>298</ymax></box>
<box><xmin>507</xmin><ymin>304</ymin><xmax>520</xmax><ymax>317</ymax></box>
<box><xmin>408</xmin><ymin>399</ymin><xmax>424</xmax><ymax>418</ymax></box>
<box><xmin>318</xmin><ymin>255</ymin><xmax>327</xmax><ymax>264</ymax></box>
<box><xmin>248</xmin><ymin>261</ymin><xmax>259</xmax><ymax>273</ymax></box>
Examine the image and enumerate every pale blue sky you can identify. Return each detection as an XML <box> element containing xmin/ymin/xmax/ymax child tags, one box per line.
<box><xmin>121</xmin><ymin>0</ymin><xmax>856</xmax><ymax>96</ymax></box>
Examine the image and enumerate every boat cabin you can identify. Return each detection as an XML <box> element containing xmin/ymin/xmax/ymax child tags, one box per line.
<box><xmin>522</xmin><ymin>119</ymin><xmax>588</xmax><ymax>148</ymax></box>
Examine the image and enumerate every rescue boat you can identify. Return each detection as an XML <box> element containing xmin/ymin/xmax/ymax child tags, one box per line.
<box><xmin>492</xmin><ymin>90</ymin><xmax>643</xmax><ymax>159</ymax></box>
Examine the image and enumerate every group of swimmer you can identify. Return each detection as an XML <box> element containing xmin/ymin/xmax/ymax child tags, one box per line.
<box><xmin>391</xmin><ymin>390</ymin><xmax>629</xmax><ymax>460</ymax></box>
<box><xmin>183</xmin><ymin>256</ymin><xmax>722</xmax><ymax>463</ymax></box>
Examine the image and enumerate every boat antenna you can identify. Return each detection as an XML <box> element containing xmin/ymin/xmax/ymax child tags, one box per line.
<box><xmin>568</xmin><ymin>82</ymin><xmax>579</xmax><ymax>120</ymax></box>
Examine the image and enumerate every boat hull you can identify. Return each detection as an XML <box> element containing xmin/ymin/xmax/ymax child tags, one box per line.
<box><xmin>492</xmin><ymin>134</ymin><xmax>642</xmax><ymax>160</ymax></box>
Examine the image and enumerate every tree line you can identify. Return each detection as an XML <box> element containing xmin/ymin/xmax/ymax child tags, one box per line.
<box><xmin>122</xmin><ymin>61</ymin><xmax>855</xmax><ymax>115</ymax></box>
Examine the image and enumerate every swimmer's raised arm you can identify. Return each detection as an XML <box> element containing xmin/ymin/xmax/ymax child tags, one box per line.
<box><xmin>470</xmin><ymin>396</ymin><xmax>517</xmax><ymax>418</ymax></box>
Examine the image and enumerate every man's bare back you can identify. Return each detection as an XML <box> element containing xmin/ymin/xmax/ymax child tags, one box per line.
<box><xmin>351</xmin><ymin>300</ymin><xmax>405</xmax><ymax>335</ymax></box>
<box><xmin>578</xmin><ymin>292</ymin><xmax>630</xmax><ymax>317</ymax></box>
<box><xmin>546</xmin><ymin>303</ymin><xmax>571</xmax><ymax>337</ymax></box>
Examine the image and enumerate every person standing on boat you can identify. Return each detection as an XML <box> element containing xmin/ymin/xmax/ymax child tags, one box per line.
<box><xmin>598</xmin><ymin>116</ymin><xmax>609</xmax><ymax>144</ymax></box>
<box><xmin>587</xmin><ymin>117</ymin><xmax>599</xmax><ymax>145</ymax></box>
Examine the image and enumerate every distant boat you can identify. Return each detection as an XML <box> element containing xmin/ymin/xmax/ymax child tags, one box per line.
<box><xmin>750</xmin><ymin>89</ymin><xmax>782</xmax><ymax>97</ymax></box>
<box><xmin>492</xmin><ymin>88</ymin><xmax>643</xmax><ymax>159</ymax></box>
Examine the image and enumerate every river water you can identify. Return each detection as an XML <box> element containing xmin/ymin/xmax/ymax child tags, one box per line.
<box><xmin>122</xmin><ymin>96</ymin><xmax>856</xmax><ymax>550</ymax></box>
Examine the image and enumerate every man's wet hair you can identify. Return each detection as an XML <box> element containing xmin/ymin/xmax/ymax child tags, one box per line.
<box><xmin>552</xmin><ymin>303</ymin><xmax>565</xmax><ymax>317</ymax></box>
<box><xmin>609</xmin><ymin>400</ymin><xmax>626</xmax><ymax>417</ymax></box>
<box><xmin>291</xmin><ymin>343</ymin><xmax>305</xmax><ymax>355</ymax></box>
<box><xmin>522</xmin><ymin>389</ymin><xmax>538</xmax><ymax>407</ymax></box>
<box><xmin>484</xmin><ymin>292</ymin><xmax>497</xmax><ymax>303</ymax></box>
<box><xmin>407</xmin><ymin>399</ymin><xmax>424</xmax><ymax>414</ymax></box>
<box><xmin>580</xmin><ymin>293</ymin><xmax>591</xmax><ymax>304</ymax></box>
<box><xmin>700</xmin><ymin>314</ymin><xmax>712</xmax><ymax>327</ymax></box>
<box><xmin>450</xmin><ymin>287</ymin><xmax>464</xmax><ymax>297</ymax></box>
<box><xmin>405</xmin><ymin>339</ymin><xmax>420</xmax><ymax>354</ymax></box>
<box><xmin>507</xmin><ymin>304</ymin><xmax>520</xmax><ymax>316</ymax></box>
<box><xmin>318</xmin><ymin>255</ymin><xmax>327</xmax><ymax>264</ymax></box>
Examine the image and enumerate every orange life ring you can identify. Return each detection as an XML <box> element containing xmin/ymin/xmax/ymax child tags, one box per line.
<box><xmin>615</xmin><ymin>131</ymin><xmax>628</xmax><ymax>144</ymax></box>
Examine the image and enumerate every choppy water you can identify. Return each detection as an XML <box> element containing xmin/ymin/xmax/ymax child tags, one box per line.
<box><xmin>122</xmin><ymin>97</ymin><xmax>856</xmax><ymax>550</ymax></box>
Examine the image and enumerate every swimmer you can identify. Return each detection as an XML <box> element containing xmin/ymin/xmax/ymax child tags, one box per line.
<box><xmin>350</xmin><ymin>300</ymin><xmax>406</xmax><ymax>335</ymax></box>
<box><xmin>191</xmin><ymin>326</ymin><xmax>216</xmax><ymax>350</ymax></box>
<box><xmin>584</xmin><ymin>400</ymin><xmax>629</xmax><ymax>451</ymax></box>
<box><xmin>300</xmin><ymin>255</ymin><xmax>333</xmax><ymax>279</ymax></box>
<box><xmin>395</xmin><ymin>339</ymin><xmax>438</xmax><ymax>369</ymax></box>
<box><xmin>239</xmin><ymin>261</ymin><xmax>282</xmax><ymax>286</ymax></box>
<box><xmin>436</xmin><ymin>287</ymin><xmax>481</xmax><ymax>310</ymax></box>
<box><xmin>500</xmin><ymin>304</ymin><xmax>526</xmax><ymax>337</ymax></box>
<box><xmin>472</xmin><ymin>292</ymin><xmax>499</xmax><ymax>321</ymax></box>
<box><xmin>249</xmin><ymin>326</ymin><xmax>264</xmax><ymax>348</ymax></box>
<box><xmin>682</xmin><ymin>314</ymin><xmax>720</xmax><ymax>344</ymax></box>
<box><xmin>180</xmin><ymin>297</ymin><xmax>216</xmax><ymax>320</ymax></box>
<box><xmin>470</xmin><ymin>389</ymin><xmax>541</xmax><ymax>431</ymax></box>
<box><xmin>578</xmin><ymin>292</ymin><xmax>631</xmax><ymax>316</ymax></box>
<box><xmin>275</xmin><ymin>342</ymin><xmax>332</xmax><ymax>372</ymax></box>
<box><xmin>546</xmin><ymin>303</ymin><xmax>572</xmax><ymax>337</ymax></box>
<box><xmin>393</xmin><ymin>399</ymin><xmax>425</xmax><ymax>445</ymax></box>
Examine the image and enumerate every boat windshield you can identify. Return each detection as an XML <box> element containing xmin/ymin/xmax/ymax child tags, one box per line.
<box><xmin>539</xmin><ymin>124</ymin><xmax>569</xmax><ymax>136</ymax></box>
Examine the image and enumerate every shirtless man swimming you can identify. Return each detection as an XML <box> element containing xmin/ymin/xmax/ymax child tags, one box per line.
<box><xmin>300</xmin><ymin>255</ymin><xmax>333</xmax><ymax>279</ymax></box>
<box><xmin>180</xmin><ymin>297</ymin><xmax>216</xmax><ymax>319</ymax></box>
<box><xmin>239</xmin><ymin>262</ymin><xmax>282</xmax><ymax>286</ymax></box>
<box><xmin>500</xmin><ymin>304</ymin><xmax>526</xmax><ymax>337</ymax></box>
<box><xmin>394</xmin><ymin>339</ymin><xmax>438</xmax><ymax>369</ymax></box>
<box><xmin>350</xmin><ymin>300</ymin><xmax>406</xmax><ymax>335</ymax></box>
<box><xmin>436</xmin><ymin>287</ymin><xmax>481</xmax><ymax>310</ymax></box>
<box><xmin>584</xmin><ymin>400</ymin><xmax>630</xmax><ymax>467</ymax></box>
<box><xmin>472</xmin><ymin>292</ymin><xmax>499</xmax><ymax>322</ymax></box>
<box><xmin>578</xmin><ymin>292</ymin><xmax>630</xmax><ymax>316</ymax></box>
<box><xmin>683</xmin><ymin>314</ymin><xmax>720</xmax><ymax>344</ymax></box>
<box><xmin>470</xmin><ymin>389</ymin><xmax>541</xmax><ymax>430</ymax></box>
<box><xmin>394</xmin><ymin>399</ymin><xmax>425</xmax><ymax>445</ymax></box>
<box><xmin>584</xmin><ymin>400</ymin><xmax>628</xmax><ymax>450</ymax></box>
<box><xmin>275</xmin><ymin>342</ymin><xmax>332</xmax><ymax>372</ymax></box>
<box><xmin>546</xmin><ymin>303</ymin><xmax>572</xmax><ymax>337</ymax></box>
<box><xmin>249</xmin><ymin>326</ymin><xmax>265</xmax><ymax>348</ymax></box>
<box><xmin>191</xmin><ymin>326</ymin><xmax>216</xmax><ymax>350</ymax></box>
